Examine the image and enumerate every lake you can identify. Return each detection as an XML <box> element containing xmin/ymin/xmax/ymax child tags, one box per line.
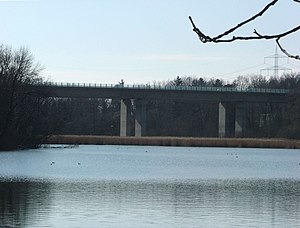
<box><xmin>0</xmin><ymin>145</ymin><xmax>299</xmax><ymax>227</ymax></box>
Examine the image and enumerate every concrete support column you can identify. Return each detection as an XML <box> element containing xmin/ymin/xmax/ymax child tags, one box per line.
<box><xmin>235</xmin><ymin>103</ymin><xmax>246</xmax><ymax>137</ymax></box>
<box><xmin>218</xmin><ymin>102</ymin><xmax>236</xmax><ymax>137</ymax></box>
<box><xmin>218</xmin><ymin>102</ymin><xmax>226</xmax><ymax>137</ymax></box>
<box><xmin>134</xmin><ymin>99</ymin><xmax>147</xmax><ymax>137</ymax></box>
<box><xmin>120</xmin><ymin>99</ymin><xmax>132</xmax><ymax>136</ymax></box>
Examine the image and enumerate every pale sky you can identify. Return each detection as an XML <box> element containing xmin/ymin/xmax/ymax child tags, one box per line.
<box><xmin>1</xmin><ymin>0</ymin><xmax>300</xmax><ymax>84</ymax></box>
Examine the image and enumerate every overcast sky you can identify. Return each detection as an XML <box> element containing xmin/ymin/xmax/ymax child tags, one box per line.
<box><xmin>1</xmin><ymin>0</ymin><xmax>300</xmax><ymax>84</ymax></box>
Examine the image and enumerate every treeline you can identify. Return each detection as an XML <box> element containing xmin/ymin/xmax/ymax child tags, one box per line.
<box><xmin>1</xmin><ymin>45</ymin><xmax>300</xmax><ymax>150</ymax></box>
<box><xmin>167</xmin><ymin>74</ymin><xmax>300</xmax><ymax>89</ymax></box>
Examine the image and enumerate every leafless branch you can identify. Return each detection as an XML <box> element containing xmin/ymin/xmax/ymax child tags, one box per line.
<box><xmin>276</xmin><ymin>38</ymin><xmax>300</xmax><ymax>60</ymax></box>
<box><xmin>189</xmin><ymin>0</ymin><xmax>300</xmax><ymax>60</ymax></box>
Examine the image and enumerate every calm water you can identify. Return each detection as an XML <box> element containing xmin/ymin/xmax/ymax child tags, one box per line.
<box><xmin>0</xmin><ymin>145</ymin><xmax>299</xmax><ymax>227</ymax></box>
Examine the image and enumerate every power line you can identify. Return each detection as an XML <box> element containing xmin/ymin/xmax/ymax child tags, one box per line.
<box><xmin>215</xmin><ymin>63</ymin><xmax>265</xmax><ymax>78</ymax></box>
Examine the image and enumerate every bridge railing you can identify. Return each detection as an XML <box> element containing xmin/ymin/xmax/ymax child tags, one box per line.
<box><xmin>39</xmin><ymin>82</ymin><xmax>289</xmax><ymax>94</ymax></box>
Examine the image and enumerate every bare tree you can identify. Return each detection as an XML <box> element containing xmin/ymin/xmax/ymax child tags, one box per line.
<box><xmin>0</xmin><ymin>45</ymin><xmax>49</xmax><ymax>150</ymax></box>
<box><xmin>189</xmin><ymin>0</ymin><xmax>300</xmax><ymax>60</ymax></box>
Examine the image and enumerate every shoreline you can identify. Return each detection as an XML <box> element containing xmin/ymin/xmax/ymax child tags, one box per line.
<box><xmin>45</xmin><ymin>135</ymin><xmax>300</xmax><ymax>149</ymax></box>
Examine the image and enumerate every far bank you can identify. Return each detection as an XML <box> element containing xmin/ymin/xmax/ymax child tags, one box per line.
<box><xmin>45</xmin><ymin>135</ymin><xmax>300</xmax><ymax>149</ymax></box>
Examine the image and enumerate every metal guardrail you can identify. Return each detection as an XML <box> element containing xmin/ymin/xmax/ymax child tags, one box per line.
<box><xmin>39</xmin><ymin>82</ymin><xmax>289</xmax><ymax>94</ymax></box>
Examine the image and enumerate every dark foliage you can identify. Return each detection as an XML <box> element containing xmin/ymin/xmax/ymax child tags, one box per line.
<box><xmin>0</xmin><ymin>45</ymin><xmax>54</xmax><ymax>150</ymax></box>
<box><xmin>52</xmin><ymin>98</ymin><xmax>120</xmax><ymax>136</ymax></box>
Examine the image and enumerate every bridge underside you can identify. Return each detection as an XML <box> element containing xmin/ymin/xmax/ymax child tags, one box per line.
<box><xmin>120</xmin><ymin>99</ymin><xmax>247</xmax><ymax>138</ymax></box>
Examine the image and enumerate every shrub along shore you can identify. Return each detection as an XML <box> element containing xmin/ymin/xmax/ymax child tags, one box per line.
<box><xmin>45</xmin><ymin>135</ymin><xmax>300</xmax><ymax>149</ymax></box>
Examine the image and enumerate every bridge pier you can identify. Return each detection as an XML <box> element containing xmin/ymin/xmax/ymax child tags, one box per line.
<box><xmin>134</xmin><ymin>99</ymin><xmax>147</xmax><ymax>137</ymax></box>
<box><xmin>218</xmin><ymin>102</ymin><xmax>246</xmax><ymax>137</ymax></box>
<box><xmin>120</xmin><ymin>99</ymin><xmax>132</xmax><ymax>136</ymax></box>
<box><xmin>235</xmin><ymin>103</ymin><xmax>246</xmax><ymax>137</ymax></box>
<box><xmin>218</xmin><ymin>102</ymin><xmax>226</xmax><ymax>137</ymax></box>
<box><xmin>120</xmin><ymin>99</ymin><xmax>147</xmax><ymax>137</ymax></box>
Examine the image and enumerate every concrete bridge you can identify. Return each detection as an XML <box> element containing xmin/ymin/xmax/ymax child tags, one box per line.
<box><xmin>34</xmin><ymin>82</ymin><xmax>289</xmax><ymax>137</ymax></box>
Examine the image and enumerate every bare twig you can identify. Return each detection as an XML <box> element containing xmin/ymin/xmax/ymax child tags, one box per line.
<box><xmin>189</xmin><ymin>0</ymin><xmax>279</xmax><ymax>42</ymax></box>
<box><xmin>276</xmin><ymin>38</ymin><xmax>300</xmax><ymax>60</ymax></box>
<box><xmin>189</xmin><ymin>0</ymin><xmax>300</xmax><ymax>60</ymax></box>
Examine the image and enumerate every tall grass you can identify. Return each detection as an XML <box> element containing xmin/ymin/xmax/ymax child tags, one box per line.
<box><xmin>45</xmin><ymin>135</ymin><xmax>300</xmax><ymax>149</ymax></box>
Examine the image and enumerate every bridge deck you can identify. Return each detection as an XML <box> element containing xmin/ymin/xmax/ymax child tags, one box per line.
<box><xmin>34</xmin><ymin>82</ymin><xmax>289</xmax><ymax>103</ymax></box>
<box><xmin>41</xmin><ymin>82</ymin><xmax>289</xmax><ymax>94</ymax></box>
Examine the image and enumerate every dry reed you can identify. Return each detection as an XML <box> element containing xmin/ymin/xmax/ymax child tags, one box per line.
<box><xmin>44</xmin><ymin>135</ymin><xmax>300</xmax><ymax>149</ymax></box>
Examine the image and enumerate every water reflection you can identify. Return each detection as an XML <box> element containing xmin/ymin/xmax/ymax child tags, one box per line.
<box><xmin>0</xmin><ymin>180</ymin><xmax>52</xmax><ymax>228</ymax></box>
<box><xmin>0</xmin><ymin>179</ymin><xmax>299</xmax><ymax>227</ymax></box>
